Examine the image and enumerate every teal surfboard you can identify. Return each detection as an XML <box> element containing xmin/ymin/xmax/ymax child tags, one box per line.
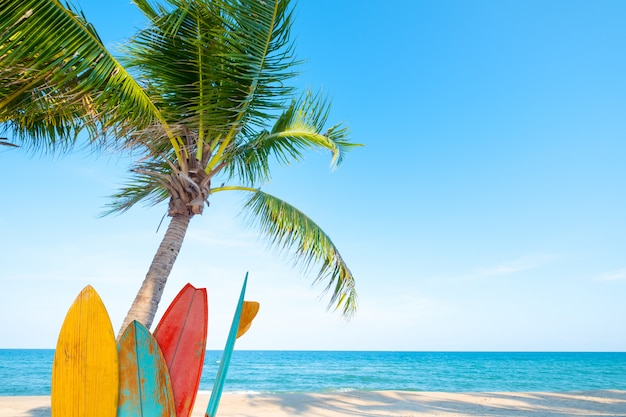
<box><xmin>205</xmin><ymin>273</ymin><xmax>257</xmax><ymax>417</ymax></box>
<box><xmin>118</xmin><ymin>320</ymin><xmax>176</xmax><ymax>417</ymax></box>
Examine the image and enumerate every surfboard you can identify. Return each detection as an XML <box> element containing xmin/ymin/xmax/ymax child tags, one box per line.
<box><xmin>154</xmin><ymin>283</ymin><xmax>208</xmax><ymax>417</ymax></box>
<box><xmin>206</xmin><ymin>274</ymin><xmax>259</xmax><ymax>417</ymax></box>
<box><xmin>117</xmin><ymin>320</ymin><xmax>176</xmax><ymax>417</ymax></box>
<box><xmin>51</xmin><ymin>285</ymin><xmax>118</xmax><ymax>417</ymax></box>
<box><xmin>237</xmin><ymin>301</ymin><xmax>260</xmax><ymax>338</ymax></box>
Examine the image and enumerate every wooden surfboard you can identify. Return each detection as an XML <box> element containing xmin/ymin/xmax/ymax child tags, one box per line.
<box><xmin>51</xmin><ymin>285</ymin><xmax>119</xmax><ymax>417</ymax></box>
<box><xmin>154</xmin><ymin>283</ymin><xmax>208</xmax><ymax>417</ymax></box>
<box><xmin>206</xmin><ymin>274</ymin><xmax>259</xmax><ymax>417</ymax></box>
<box><xmin>117</xmin><ymin>320</ymin><xmax>176</xmax><ymax>417</ymax></box>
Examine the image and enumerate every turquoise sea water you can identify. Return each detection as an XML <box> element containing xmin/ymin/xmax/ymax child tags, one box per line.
<box><xmin>1</xmin><ymin>350</ymin><xmax>625</xmax><ymax>396</ymax></box>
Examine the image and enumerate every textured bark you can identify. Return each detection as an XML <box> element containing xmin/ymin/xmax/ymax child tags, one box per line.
<box><xmin>167</xmin><ymin>171</ymin><xmax>210</xmax><ymax>216</ymax></box>
<box><xmin>117</xmin><ymin>214</ymin><xmax>191</xmax><ymax>339</ymax></box>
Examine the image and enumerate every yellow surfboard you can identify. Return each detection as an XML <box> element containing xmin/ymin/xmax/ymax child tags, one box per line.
<box><xmin>51</xmin><ymin>285</ymin><xmax>119</xmax><ymax>417</ymax></box>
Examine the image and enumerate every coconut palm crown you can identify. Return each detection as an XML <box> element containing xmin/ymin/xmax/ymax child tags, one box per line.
<box><xmin>1</xmin><ymin>0</ymin><xmax>360</xmax><ymax>336</ymax></box>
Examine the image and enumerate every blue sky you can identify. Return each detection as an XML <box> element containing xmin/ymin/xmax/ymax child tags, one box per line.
<box><xmin>2</xmin><ymin>0</ymin><xmax>626</xmax><ymax>351</ymax></box>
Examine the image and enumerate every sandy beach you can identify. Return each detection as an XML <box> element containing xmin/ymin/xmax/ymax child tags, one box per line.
<box><xmin>1</xmin><ymin>390</ymin><xmax>625</xmax><ymax>416</ymax></box>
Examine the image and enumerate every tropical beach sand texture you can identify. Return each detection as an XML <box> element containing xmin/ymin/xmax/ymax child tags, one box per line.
<box><xmin>1</xmin><ymin>390</ymin><xmax>625</xmax><ymax>417</ymax></box>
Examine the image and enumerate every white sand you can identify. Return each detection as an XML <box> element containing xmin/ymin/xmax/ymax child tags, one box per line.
<box><xmin>1</xmin><ymin>390</ymin><xmax>625</xmax><ymax>416</ymax></box>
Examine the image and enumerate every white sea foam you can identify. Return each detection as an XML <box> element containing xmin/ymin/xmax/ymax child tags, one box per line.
<box><xmin>326</xmin><ymin>387</ymin><xmax>357</xmax><ymax>393</ymax></box>
<box><xmin>197</xmin><ymin>390</ymin><xmax>262</xmax><ymax>395</ymax></box>
<box><xmin>222</xmin><ymin>390</ymin><xmax>262</xmax><ymax>395</ymax></box>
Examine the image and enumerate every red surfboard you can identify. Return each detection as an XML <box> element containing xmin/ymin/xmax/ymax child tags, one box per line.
<box><xmin>154</xmin><ymin>283</ymin><xmax>208</xmax><ymax>417</ymax></box>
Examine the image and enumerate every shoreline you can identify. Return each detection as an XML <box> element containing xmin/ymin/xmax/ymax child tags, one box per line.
<box><xmin>1</xmin><ymin>390</ymin><xmax>625</xmax><ymax>416</ymax></box>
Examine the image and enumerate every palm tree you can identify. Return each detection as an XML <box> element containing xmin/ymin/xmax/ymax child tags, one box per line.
<box><xmin>1</xmin><ymin>0</ymin><xmax>360</xmax><ymax>336</ymax></box>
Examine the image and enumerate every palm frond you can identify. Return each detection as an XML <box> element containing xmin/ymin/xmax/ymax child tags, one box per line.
<box><xmin>124</xmin><ymin>0</ymin><xmax>299</xmax><ymax>160</ymax></box>
<box><xmin>0</xmin><ymin>0</ymin><xmax>162</xmax><ymax>152</ymax></box>
<box><xmin>0</xmin><ymin>137</ymin><xmax>18</xmax><ymax>148</ymax></box>
<box><xmin>131</xmin><ymin>0</ymin><xmax>161</xmax><ymax>22</ymax></box>
<box><xmin>242</xmin><ymin>189</ymin><xmax>357</xmax><ymax>317</ymax></box>
<box><xmin>102</xmin><ymin>160</ymin><xmax>172</xmax><ymax>215</ymax></box>
<box><xmin>227</xmin><ymin>91</ymin><xmax>360</xmax><ymax>185</ymax></box>
<box><xmin>215</xmin><ymin>0</ymin><xmax>299</xmax><ymax>130</ymax></box>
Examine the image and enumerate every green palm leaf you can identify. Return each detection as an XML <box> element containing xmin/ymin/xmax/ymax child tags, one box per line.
<box><xmin>0</xmin><ymin>0</ymin><xmax>163</xmax><ymax>150</ymax></box>
<box><xmin>242</xmin><ymin>189</ymin><xmax>357</xmax><ymax>317</ymax></box>
<box><xmin>228</xmin><ymin>91</ymin><xmax>358</xmax><ymax>185</ymax></box>
<box><xmin>125</xmin><ymin>0</ymin><xmax>296</xmax><ymax>149</ymax></box>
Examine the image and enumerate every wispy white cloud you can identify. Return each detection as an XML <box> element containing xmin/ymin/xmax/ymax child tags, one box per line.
<box><xmin>594</xmin><ymin>268</ymin><xmax>626</xmax><ymax>282</ymax></box>
<box><xmin>477</xmin><ymin>254</ymin><xmax>559</xmax><ymax>278</ymax></box>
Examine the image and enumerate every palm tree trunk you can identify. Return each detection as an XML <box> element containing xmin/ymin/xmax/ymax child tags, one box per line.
<box><xmin>117</xmin><ymin>213</ymin><xmax>191</xmax><ymax>339</ymax></box>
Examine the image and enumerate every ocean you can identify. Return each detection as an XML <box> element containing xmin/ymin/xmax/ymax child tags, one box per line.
<box><xmin>1</xmin><ymin>350</ymin><xmax>625</xmax><ymax>396</ymax></box>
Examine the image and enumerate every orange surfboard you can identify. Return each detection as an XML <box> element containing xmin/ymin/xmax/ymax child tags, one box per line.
<box><xmin>51</xmin><ymin>286</ymin><xmax>119</xmax><ymax>417</ymax></box>
<box><xmin>154</xmin><ymin>283</ymin><xmax>208</xmax><ymax>417</ymax></box>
